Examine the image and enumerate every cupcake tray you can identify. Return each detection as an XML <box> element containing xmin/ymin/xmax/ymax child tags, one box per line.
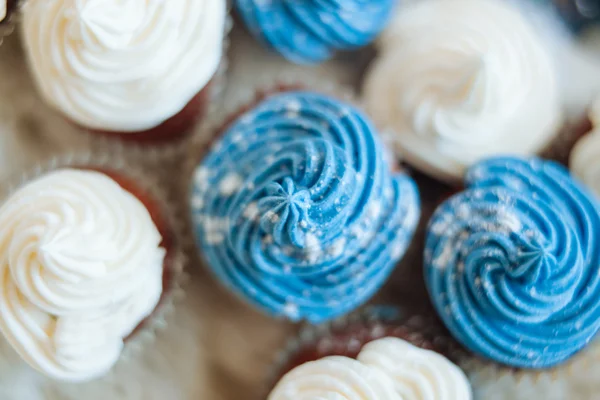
<box><xmin>0</xmin><ymin>23</ymin><xmax>600</xmax><ymax>400</ymax></box>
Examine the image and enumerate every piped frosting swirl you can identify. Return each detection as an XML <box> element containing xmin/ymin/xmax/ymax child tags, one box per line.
<box><xmin>21</xmin><ymin>0</ymin><xmax>225</xmax><ymax>132</ymax></box>
<box><xmin>235</xmin><ymin>0</ymin><xmax>395</xmax><ymax>64</ymax></box>
<box><xmin>0</xmin><ymin>169</ymin><xmax>165</xmax><ymax>381</ymax></box>
<box><xmin>191</xmin><ymin>91</ymin><xmax>420</xmax><ymax>323</ymax></box>
<box><xmin>358</xmin><ymin>338</ymin><xmax>472</xmax><ymax>400</ymax></box>
<box><xmin>424</xmin><ymin>156</ymin><xmax>600</xmax><ymax>368</ymax></box>
<box><xmin>364</xmin><ymin>0</ymin><xmax>562</xmax><ymax>182</ymax></box>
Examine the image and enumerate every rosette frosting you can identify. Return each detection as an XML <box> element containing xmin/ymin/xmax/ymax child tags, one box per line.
<box><xmin>424</xmin><ymin>156</ymin><xmax>600</xmax><ymax>368</ymax></box>
<box><xmin>358</xmin><ymin>338</ymin><xmax>472</xmax><ymax>400</ymax></box>
<box><xmin>0</xmin><ymin>169</ymin><xmax>165</xmax><ymax>381</ymax></box>
<box><xmin>235</xmin><ymin>0</ymin><xmax>395</xmax><ymax>64</ymax></box>
<box><xmin>191</xmin><ymin>91</ymin><xmax>420</xmax><ymax>322</ymax></box>
<box><xmin>268</xmin><ymin>338</ymin><xmax>471</xmax><ymax>400</ymax></box>
<box><xmin>21</xmin><ymin>0</ymin><xmax>225</xmax><ymax>132</ymax></box>
<box><xmin>268</xmin><ymin>356</ymin><xmax>401</xmax><ymax>400</ymax></box>
<box><xmin>364</xmin><ymin>0</ymin><xmax>562</xmax><ymax>182</ymax></box>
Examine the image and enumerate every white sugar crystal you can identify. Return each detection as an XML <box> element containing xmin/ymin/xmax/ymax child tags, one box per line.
<box><xmin>283</xmin><ymin>302</ymin><xmax>299</xmax><ymax>319</ymax></box>
<box><xmin>194</xmin><ymin>167</ymin><xmax>211</xmax><ymax>188</ymax></box>
<box><xmin>243</xmin><ymin>202</ymin><xmax>259</xmax><ymax>220</ymax></box>
<box><xmin>304</xmin><ymin>233</ymin><xmax>322</xmax><ymax>263</ymax></box>
<box><xmin>219</xmin><ymin>173</ymin><xmax>242</xmax><ymax>196</ymax></box>
<box><xmin>328</xmin><ymin>238</ymin><xmax>346</xmax><ymax>258</ymax></box>
<box><xmin>191</xmin><ymin>195</ymin><xmax>204</xmax><ymax>210</ymax></box>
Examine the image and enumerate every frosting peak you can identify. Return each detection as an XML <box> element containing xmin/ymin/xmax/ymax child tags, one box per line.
<box><xmin>191</xmin><ymin>91</ymin><xmax>420</xmax><ymax>322</ymax></box>
<box><xmin>21</xmin><ymin>0</ymin><xmax>226</xmax><ymax>132</ymax></box>
<box><xmin>364</xmin><ymin>0</ymin><xmax>562</xmax><ymax>182</ymax></box>
<box><xmin>425</xmin><ymin>156</ymin><xmax>600</xmax><ymax>368</ymax></box>
<box><xmin>0</xmin><ymin>169</ymin><xmax>165</xmax><ymax>381</ymax></box>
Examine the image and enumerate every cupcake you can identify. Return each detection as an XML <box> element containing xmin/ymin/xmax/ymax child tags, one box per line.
<box><xmin>235</xmin><ymin>0</ymin><xmax>395</xmax><ymax>64</ymax></box>
<box><xmin>268</xmin><ymin>307</ymin><xmax>472</xmax><ymax>399</ymax></box>
<box><xmin>189</xmin><ymin>89</ymin><xmax>420</xmax><ymax>323</ymax></box>
<box><xmin>363</xmin><ymin>0</ymin><xmax>563</xmax><ymax>184</ymax></box>
<box><xmin>423</xmin><ymin>156</ymin><xmax>600</xmax><ymax>395</ymax></box>
<box><xmin>20</xmin><ymin>0</ymin><xmax>227</xmax><ymax>144</ymax></box>
<box><xmin>570</xmin><ymin>97</ymin><xmax>600</xmax><ymax>196</ymax></box>
<box><xmin>0</xmin><ymin>153</ymin><xmax>184</xmax><ymax>382</ymax></box>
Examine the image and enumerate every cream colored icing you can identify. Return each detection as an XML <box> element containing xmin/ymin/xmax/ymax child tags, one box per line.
<box><xmin>358</xmin><ymin>338</ymin><xmax>472</xmax><ymax>400</ymax></box>
<box><xmin>571</xmin><ymin>98</ymin><xmax>600</xmax><ymax>197</ymax></box>
<box><xmin>364</xmin><ymin>0</ymin><xmax>562</xmax><ymax>182</ymax></box>
<box><xmin>0</xmin><ymin>1</ymin><xmax>6</xmax><ymax>22</ymax></box>
<box><xmin>268</xmin><ymin>356</ymin><xmax>401</xmax><ymax>400</ymax></box>
<box><xmin>21</xmin><ymin>0</ymin><xmax>226</xmax><ymax>132</ymax></box>
<box><xmin>0</xmin><ymin>169</ymin><xmax>165</xmax><ymax>381</ymax></box>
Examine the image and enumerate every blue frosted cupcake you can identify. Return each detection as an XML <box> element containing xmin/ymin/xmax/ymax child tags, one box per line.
<box><xmin>234</xmin><ymin>0</ymin><xmax>395</xmax><ymax>64</ymax></box>
<box><xmin>423</xmin><ymin>156</ymin><xmax>600</xmax><ymax>397</ymax></box>
<box><xmin>189</xmin><ymin>89</ymin><xmax>420</xmax><ymax>323</ymax></box>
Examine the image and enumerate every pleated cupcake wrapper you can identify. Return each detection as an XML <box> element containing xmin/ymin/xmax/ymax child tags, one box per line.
<box><xmin>1</xmin><ymin>150</ymin><xmax>188</xmax><ymax>382</ymax></box>
<box><xmin>181</xmin><ymin>70</ymin><xmax>361</xmax><ymax>254</ymax></box>
<box><xmin>77</xmin><ymin>13</ymin><xmax>233</xmax><ymax>165</ymax></box>
<box><xmin>457</xmin><ymin>339</ymin><xmax>600</xmax><ymax>399</ymax></box>
<box><xmin>264</xmin><ymin>305</ymin><xmax>460</xmax><ymax>397</ymax></box>
<box><xmin>0</xmin><ymin>0</ymin><xmax>19</xmax><ymax>47</ymax></box>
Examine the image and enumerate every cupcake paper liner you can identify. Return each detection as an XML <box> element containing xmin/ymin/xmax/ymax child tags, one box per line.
<box><xmin>458</xmin><ymin>348</ymin><xmax>581</xmax><ymax>400</ymax></box>
<box><xmin>0</xmin><ymin>150</ymin><xmax>188</xmax><ymax>384</ymax></box>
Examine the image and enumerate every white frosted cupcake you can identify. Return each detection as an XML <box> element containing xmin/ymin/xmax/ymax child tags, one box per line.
<box><xmin>20</xmin><ymin>0</ymin><xmax>228</xmax><ymax>145</ymax></box>
<box><xmin>0</xmin><ymin>153</ymin><xmax>185</xmax><ymax>382</ymax></box>
<box><xmin>363</xmin><ymin>0</ymin><xmax>563</xmax><ymax>183</ymax></box>
<box><xmin>268</xmin><ymin>308</ymin><xmax>472</xmax><ymax>399</ymax></box>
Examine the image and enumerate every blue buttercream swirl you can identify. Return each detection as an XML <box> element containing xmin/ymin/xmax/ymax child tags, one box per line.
<box><xmin>424</xmin><ymin>156</ymin><xmax>600</xmax><ymax>368</ymax></box>
<box><xmin>191</xmin><ymin>91</ymin><xmax>420</xmax><ymax>323</ymax></box>
<box><xmin>235</xmin><ymin>0</ymin><xmax>395</xmax><ymax>64</ymax></box>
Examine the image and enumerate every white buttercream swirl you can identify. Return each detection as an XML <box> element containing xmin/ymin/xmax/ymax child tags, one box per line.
<box><xmin>364</xmin><ymin>0</ymin><xmax>562</xmax><ymax>182</ymax></box>
<box><xmin>21</xmin><ymin>0</ymin><xmax>226</xmax><ymax>132</ymax></box>
<box><xmin>570</xmin><ymin>97</ymin><xmax>600</xmax><ymax>197</ymax></box>
<box><xmin>0</xmin><ymin>169</ymin><xmax>165</xmax><ymax>382</ymax></box>
<box><xmin>0</xmin><ymin>1</ymin><xmax>6</xmax><ymax>22</ymax></box>
<box><xmin>358</xmin><ymin>338</ymin><xmax>472</xmax><ymax>400</ymax></box>
<box><xmin>268</xmin><ymin>356</ymin><xmax>401</xmax><ymax>400</ymax></box>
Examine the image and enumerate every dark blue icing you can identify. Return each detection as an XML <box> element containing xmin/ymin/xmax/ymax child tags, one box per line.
<box><xmin>191</xmin><ymin>91</ymin><xmax>420</xmax><ymax>323</ymax></box>
<box><xmin>234</xmin><ymin>0</ymin><xmax>395</xmax><ymax>64</ymax></box>
<box><xmin>424</xmin><ymin>156</ymin><xmax>600</xmax><ymax>369</ymax></box>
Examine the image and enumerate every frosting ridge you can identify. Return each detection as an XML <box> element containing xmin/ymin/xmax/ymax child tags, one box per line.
<box><xmin>21</xmin><ymin>0</ymin><xmax>225</xmax><ymax>132</ymax></box>
<box><xmin>235</xmin><ymin>0</ymin><xmax>395</xmax><ymax>64</ymax></box>
<box><xmin>424</xmin><ymin>156</ymin><xmax>600</xmax><ymax>368</ymax></box>
<box><xmin>191</xmin><ymin>91</ymin><xmax>420</xmax><ymax>322</ymax></box>
<box><xmin>0</xmin><ymin>169</ymin><xmax>165</xmax><ymax>381</ymax></box>
<box><xmin>358</xmin><ymin>337</ymin><xmax>472</xmax><ymax>400</ymax></box>
<box><xmin>364</xmin><ymin>0</ymin><xmax>562</xmax><ymax>182</ymax></box>
<box><xmin>268</xmin><ymin>356</ymin><xmax>401</xmax><ymax>400</ymax></box>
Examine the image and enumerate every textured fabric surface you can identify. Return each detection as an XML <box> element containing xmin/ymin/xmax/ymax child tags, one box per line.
<box><xmin>0</xmin><ymin>24</ymin><xmax>599</xmax><ymax>400</ymax></box>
